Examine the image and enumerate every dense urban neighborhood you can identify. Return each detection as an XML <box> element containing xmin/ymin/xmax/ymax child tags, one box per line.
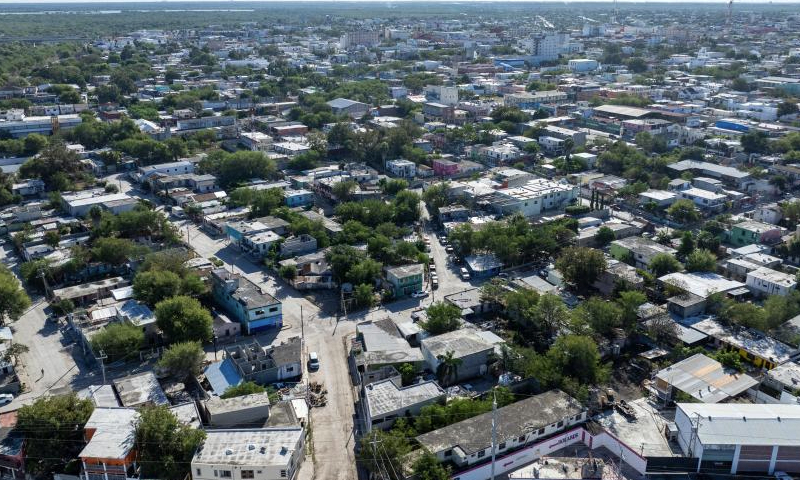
<box><xmin>3</xmin><ymin>2</ymin><xmax>800</xmax><ymax>480</ymax></box>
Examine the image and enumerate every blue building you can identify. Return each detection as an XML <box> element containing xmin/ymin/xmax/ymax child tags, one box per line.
<box><xmin>715</xmin><ymin>119</ymin><xmax>750</xmax><ymax>133</ymax></box>
<box><xmin>211</xmin><ymin>269</ymin><xmax>282</xmax><ymax>334</ymax></box>
<box><xmin>284</xmin><ymin>189</ymin><xmax>314</xmax><ymax>208</ymax></box>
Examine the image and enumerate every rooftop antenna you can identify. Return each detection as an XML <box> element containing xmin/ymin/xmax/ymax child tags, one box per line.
<box><xmin>613</xmin><ymin>0</ymin><xmax>619</xmax><ymax>25</ymax></box>
<box><xmin>727</xmin><ymin>0</ymin><xmax>733</xmax><ymax>31</ymax></box>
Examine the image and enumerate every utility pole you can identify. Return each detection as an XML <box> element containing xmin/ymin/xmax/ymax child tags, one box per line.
<box><xmin>98</xmin><ymin>350</ymin><xmax>108</xmax><ymax>385</ymax></box>
<box><xmin>490</xmin><ymin>389</ymin><xmax>498</xmax><ymax>480</ymax></box>
<box><xmin>38</xmin><ymin>266</ymin><xmax>51</xmax><ymax>300</ymax></box>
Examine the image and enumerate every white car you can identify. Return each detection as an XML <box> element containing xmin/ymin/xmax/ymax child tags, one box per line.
<box><xmin>0</xmin><ymin>394</ymin><xmax>13</xmax><ymax>406</ymax></box>
<box><xmin>308</xmin><ymin>352</ymin><xmax>320</xmax><ymax>370</ymax></box>
<box><xmin>411</xmin><ymin>290</ymin><xmax>429</xmax><ymax>299</ymax></box>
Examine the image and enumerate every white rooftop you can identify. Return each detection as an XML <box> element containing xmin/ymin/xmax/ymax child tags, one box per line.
<box><xmin>659</xmin><ymin>272</ymin><xmax>744</xmax><ymax>299</ymax></box>
<box><xmin>677</xmin><ymin>403</ymin><xmax>800</xmax><ymax>446</ymax></box>
<box><xmin>365</xmin><ymin>379</ymin><xmax>444</xmax><ymax>419</ymax></box>
<box><xmin>193</xmin><ymin>428</ymin><xmax>303</xmax><ymax>466</ymax></box>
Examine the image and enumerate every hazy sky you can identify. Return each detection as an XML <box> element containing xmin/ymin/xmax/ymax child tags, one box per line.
<box><xmin>0</xmin><ymin>0</ymin><xmax>793</xmax><ymax>3</ymax></box>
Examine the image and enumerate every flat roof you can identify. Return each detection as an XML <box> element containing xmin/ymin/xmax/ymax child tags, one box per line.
<box><xmin>677</xmin><ymin>403</ymin><xmax>800</xmax><ymax>446</ymax></box>
<box><xmin>655</xmin><ymin>353</ymin><xmax>757</xmax><ymax>403</ymax></box>
<box><xmin>365</xmin><ymin>379</ymin><xmax>445</xmax><ymax>419</ymax></box>
<box><xmin>80</xmin><ymin>407</ymin><xmax>139</xmax><ymax>460</ymax></box>
<box><xmin>193</xmin><ymin>428</ymin><xmax>303</xmax><ymax>466</ymax></box>
<box><xmin>658</xmin><ymin>272</ymin><xmax>744</xmax><ymax>299</ymax></box>
<box><xmin>112</xmin><ymin>371</ymin><xmax>169</xmax><ymax>407</ymax></box>
<box><xmin>416</xmin><ymin>390</ymin><xmax>583</xmax><ymax>456</ymax></box>
<box><xmin>421</xmin><ymin>328</ymin><xmax>496</xmax><ymax>360</ymax></box>
<box><xmin>593</xmin><ymin>104</ymin><xmax>652</xmax><ymax>118</ymax></box>
<box><xmin>748</xmin><ymin>266</ymin><xmax>796</xmax><ymax>287</ymax></box>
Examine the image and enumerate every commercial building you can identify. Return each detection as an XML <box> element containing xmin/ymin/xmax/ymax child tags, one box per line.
<box><xmin>327</xmin><ymin>98</ymin><xmax>370</xmax><ymax>118</ymax></box>
<box><xmin>568</xmin><ymin>58</ymin><xmax>600</xmax><ymax>73</ymax></box>
<box><xmin>137</xmin><ymin>161</ymin><xmax>195</xmax><ymax>182</ymax></box>
<box><xmin>339</xmin><ymin>31</ymin><xmax>380</xmax><ymax>49</ymax></box>
<box><xmin>211</xmin><ymin>269</ymin><xmax>282</xmax><ymax>334</ymax></box>
<box><xmin>503</xmin><ymin>91</ymin><xmax>568</xmax><ymax>109</ymax></box>
<box><xmin>677</xmin><ymin>187</ymin><xmax>727</xmax><ymax>211</ymax></box>
<box><xmin>0</xmin><ymin>112</ymin><xmax>81</xmax><ymax>138</ymax></box>
<box><xmin>364</xmin><ymin>378</ymin><xmax>445</xmax><ymax>431</ymax></box>
<box><xmin>192</xmin><ymin>428</ymin><xmax>305</xmax><ymax>480</ymax></box>
<box><xmin>416</xmin><ymin>390</ymin><xmax>587</xmax><ymax>469</ymax></box>
<box><xmin>61</xmin><ymin>190</ymin><xmax>137</xmax><ymax>217</ymax></box>
<box><xmin>674</xmin><ymin>403</ymin><xmax>800</xmax><ymax>474</ymax></box>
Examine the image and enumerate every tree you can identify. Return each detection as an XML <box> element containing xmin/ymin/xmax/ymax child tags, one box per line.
<box><xmin>595</xmin><ymin>226</ymin><xmax>615</xmax><ymax>247</ymax></box>
<box><xmin>279</xmin><ymin>264</ymin><xmax>297</xmax><ymax>280</ymax></box>
<box><xmin>157</xmin><ymin>341</ymin><xmax>205</xmax><ymax>380</ymax></box>
<box><xmin>0</xmin><ymin>266</ymin><xmax>31</xmax><ymax>325</ymax></box>
<box><xmin>353</xmin><ymin>283</ymin><xmax>375</xmax><ymax>309</ymax></box>
<box><xmin>422</xmin><ymin>182</ymin><xmax>450</xmax><ymax>214</ymax></box>
<box><xmin>573</xmin><ymin>297</ymin><xmax>623</xmax><ymax>336</ymax></box>
<box><xmin>90</xmin><ymin>322</ymin><xmax>144</xmax><ymax>362</ymax></box>
<box><xmin>667</xmin><ymin>199</ymin><xmax>700</xmax><ymax>224</ymax></box>
<box><xmin>134</xmin><ymin>270</ymin><xmax>184</xmax><ymax>306</ymax></box>
<box><xmin>649</xmin><ymin>253</ymin><xmax>682</xmax><ymax>276</ymax></box>
<box><xmin>250</xmin><ymin>188</ymin><xmax>285</xmax><ymax>217</ymax></box>
<box><xmin>685</xmin><ymin>248</ymin><xmax>717</xmax><ymax>272</ymax></box>
<box><xmin>677</xmin><ymin>231</ymin><xmax>695</xmax><ymax>258</ymax></box>
<box><xmin>436</xmin><ymin>350</ymin><xmax>463</xmax><ymax>386</ymax></box>
<box><xmin>18</xmin><ymin>142</ymin><xmax>83</xmax><ymax>191</ymax></box>
<box><xmin>17</xmin><ymin>394</ymin><xmax>94</xmax><ymax>475</ymax></box>
<box><xmin>398</xmin><ymin>363</ymin><xmax>416</xmax><ymax>386</ymax></box>
<box><xmin>616</xmin><ymin>290</ymin><xmax>647</xmax><ymax>330</ymax></box>
<box><xmin>422</xmin><ymin>302</ymin><xmax>462</xmax><ymax>335</ymax></box>
<box><xmin>332</xmin><ymin>179</ymin><xmax>357</xmax><ymax>201</ymax></box>
<box><xmin>696</xmin><ymin>230</ymin><xmax>720</xmax><ymax>252</ymax></box>
<box><xmin>220</xmin><ymin>381</ymin><xmax>266</xmax><ymax>399</ymax></box>
<box><xmin>135</xmin><ymin>405</ymin><xmax>206</xmax><ymax>480</ymax></box>
<box><xmin>555</xmin><ymin>247</ymin><xmax>606</xmax><ymax>291</ymax></box>
<box><xmin>778</xmin><ymin>101</ymin><xmax>799</xmax><ymax>118</ymax></box>
<box><xmin>770</xmin><ymin>174</ymin><xmax>789</xmax><ymax>192</ymax></box>
<box><xmin>155</xmin><ymin>296</ymin><xmax>212</xmax><ymax>343</ymax></box>
<box><xmin>91</xmin><ymin>237</ymin><xmax>146</xmax><ymax>265</ymax></box>
<box><xmin>546</xmin><ymin>335</ymin><xmax>604</xmax><ymax>383</ymax></box>
<box><xmin>740</xmin><ymin>130</ymin><xmax>768</xmax><ymax>154</ymax></box>
<box><xmin>2</xmin><ymin>343</ymin><xmax>28</xmax><ymax>366</ymax></box>
<box><xmin>412</xmin><ymin>451</ymin><xmax>450</xmax><ymax>480</ymax></box>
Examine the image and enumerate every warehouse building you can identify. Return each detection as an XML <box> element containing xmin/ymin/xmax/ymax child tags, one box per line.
<box><xmin>674</xmin><ymin>403</ymin><xmax>800</xmax><ymax>474</ymax></box>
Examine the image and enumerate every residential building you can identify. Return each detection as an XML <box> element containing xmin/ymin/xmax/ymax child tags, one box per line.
<box><xmin>79</xmin><ymin>407</ymin><xmax>140</xmax><ymax>480</ymax></box>
<box><xmin>192</xmin><ymin>428</ymin><xmax>305</xmax><ymax>480</ymax></box>
<box><xmin>610</xmin><ymin>237</ymin><xmax>678</xmax><ymax>271</ymax></box>
<box><xmin>729</xmin><ymin>220</ymin><xmax>784</xmax><ymax>248</ymax></box>
<box><xmin>415</xmin><ymin>390</ymin><xmax>587</xmax><ymax>468</ymax></box>
<box><xmin>652</xmin><ymin>353</ymin><xmax>757</xmax><ymax>404</ymax></box>
<box><xmin>137</xmin><ymin>160</ymin><xmax>195</xmax><ymax>182</ymax></box>
<box><xmin>241</xmin><ymin>231</ymin><xmax>282</xmax><ymax>259</ymax></box>
<box><xmin>364</xmin><ymin>378</ymin><xmax>445</xmax><ymax>431</ymax></box>
<box><xmin>384</xmin><ymin>264</ymin><xmax>424</xmax><ymax>298</ymax></box>
<box><xmin>204</xmin><ymin>392</ymin><xmax>272</xmax><ymax>427</ymax></box>
<box><xmin>339</xmin><ymin>31</ymin><xmax>380</xmax><ymax>49</ymax></box>
<box><xmin>204</xmin><ymin>337</ymin><xmax>301</xmax><ymax>395</ymax></box>
<box><xmin>568</xmin><ymin>58</ymin><xmax>600</xmax><ymax>72</ymax></box>
<box><xmin>280</xmin><ymin>234</ymin><xmax>317</xmax><ymax>258</ymax></box>
<box><xmin>0</xmin><ymin>112</ymin><xmax>81</xmax><ymax>138</ymax></box>
<box><xmin>61</xmin><ymin>190</ymin><xmax>136</xmax><ymax>217</ymax></box>
<box><xmin>677</xmin><ymin>187</ymin><xmax>727</xmax><ymax>211</ymax></box>
<box><xmin>746</xmin><ymin>267</ymin><xmax>798</xmax><ymax>297</ymax></box>
<box><xmin>432</xmin><ymin>158</ymin><xmax>460</xmax><ymax>177</ymax></box>
<box><xmin>240</xmin><ymin>132</ymin><xmax>273</xmax><ymax>152</ymax></box>
<box><xmin>385</xmin><ymin>159</ymin><xmax>416</xmax><ymax>178</ymax></box>
<box><xmin>420</xmin><ymin>329</ymin><xmax>497</xmax><ymax>383</ymax></box>
<box><xmin>491</xmin><ymin>179</ymin><xmax>579</xmax><ymax>217</ymax></box>
<box><xmin>503</xmin><ymin>91</ymin><xmax>568</xmax><ymax>109</ymax></box>
<box><xmin>284</xmin><ymin>189</ymin><xmax>313</xmax><ymax>208</ymax></box>
<box><xmin>211</xmin><ymin>269</ymin><xmax>282</xmax><ymax>334</ymax></box>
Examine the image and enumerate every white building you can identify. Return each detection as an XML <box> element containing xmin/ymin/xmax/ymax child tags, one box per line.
<box><xmin>192</xmin><ymin>428</ymin><xmax>305</xmax><ymax>480</ymax></box>
<box><xmin>677</xmin><ymin>187</ymin><xmax>727</xmax><ymax>211</ymax></box>
<box><xmin>746</xmin><ymin>267</ymin><xmax>798</xmax><ymax>297</ymax></box>
<box><xmin>61</xmin><ymin>190</ymin><xmax>136</xmax><ymax>217</ymax></box>
<box><xmin>137</xmin><ymin>161</ymin><xmax>195</xmax><ymax>182</ymax></box>
<box><xmin>364</xmin><ymin>379</ymin><xmax>445</xmax><ymax>431</ymax></box>
<box><xmin>674</xmin><ymin>403</ymin><xmax>800</xmax><ymax>475</ymax></box>
<box><xmin>0</xmin><ymin>112</ymin><xmax>82</xmax><ymax>138</ymax></box>
<box><xmin>493</xmin><ymin>179</ymin><xmax>579</xmax><ymax>217</ymax></box>
<box><xmin>240</xmin><ymin>132</ymin><xmax>273</xmax><ymax>152</ymax></box>
<box><xmin>568</xmin><ymin>59</ymin><xmax>600</xmax><ymax>73</ymax></box>
<box><xmin>385</xmin><ymin>159</ymin><xmax>416</xmax><ymax>178</ymax></box>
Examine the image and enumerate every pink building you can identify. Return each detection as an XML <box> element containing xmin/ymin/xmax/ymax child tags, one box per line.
<box><xmin>432</xmin><ymin>158</ymin><xmax>460</xmax><ymax>177</ymax></box>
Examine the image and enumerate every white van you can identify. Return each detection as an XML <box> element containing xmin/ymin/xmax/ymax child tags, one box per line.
<box><xmin>308</xmin><ymin>352</ymin><xmax>320</xmax><ymax>370</ymax></box>
<box><xmin>460</xmin><ymin>267</ymin><xmax>471</xmax><ymax>280</ymax></box>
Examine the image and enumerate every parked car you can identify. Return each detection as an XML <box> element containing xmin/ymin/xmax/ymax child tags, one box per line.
<box><xmin>460</xmin><ymin>267</ymin><xmax>471</xmax><ymax>280</ymax></box>
<box><xmin>308</xmin><ymin>352</ymin><xmax>320</xmax><ymax>370</ymax></box>
<box><xmin>432</xmin><ymin>278</ymin><xmax>439</xmax><ymax>289</ymax></box>
<box><xmin>430</xmin><ymin>263</ymin><xmax>436</xmax><ymax>272</ymax></box>
<box><xmin>445</xmin><ymin>246</ymin><xmax>454</xmax><ymax>254</ymax></box>
<box><xmin>0</xmin><ymin>394</ymin><xmax>13</xmax><ymax>406</ymax></box>
<box><xmin>411</xmin><ymin>290</ymin><xmax>429</xmax><ymax>299</ymax></box>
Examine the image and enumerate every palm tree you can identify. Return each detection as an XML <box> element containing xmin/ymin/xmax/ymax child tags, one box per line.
<box><xmin>563</xmin><ymin>138</ymin><xmax>575</xmax><ymax>163</ymax></box>
<box><xmin>436</xmin><ymin>350</ymin><xmax>463</xmax><ymax>386</ymax></box>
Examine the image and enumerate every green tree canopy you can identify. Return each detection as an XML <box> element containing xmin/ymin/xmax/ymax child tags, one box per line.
<box><xmin>135</xmin><ymin>405</ymin><xmax>206</xmax><ymax>480</ymax></box>
<box><xmin>16</xmin><ymin>394</ymin><xmax>94</xmax><ymax>475</ymax></box>
<box><xmin>555</xmin><ymin>247</ymin><xmax>606</xmax><ymax>291</ymax></box>
<box><xmin>155</xmin><ymin>296</ymin><xmax>212</xmax><ymax>343</ymax></box>
<box><xmin>220</xmin><ymin>381</ymin><xmax>266</xmax><ymax>399</ymax></box>
<box><xmin>422</xmin><ymin>302</ymin><xmax>462</xmax><ymax>335</ymax></box>
<box><xmin>0</xmin><ymin>266</ymin><xmax>31</xmax><ymax>325</ymax></box>
<box><xmin>157</xmin><ymin>341</ymin><xmax>205</xmax><ymax>380</ymax></box>
<box><xmin>90</xmin><ymin>321</ymin><xmax>144</xmax><ymax>362</ymax></box>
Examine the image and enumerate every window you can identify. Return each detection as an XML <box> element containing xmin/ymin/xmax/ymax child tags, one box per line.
<box><xmin>518</xmin><ymin>436</ymin><xmax>525</xmax><ymax>443</ymax></box>
<box><xmin>286</xmin><ymin>366</ymin><xmax>294</xmax><ymax>372</ymax></box>
<box><xmin>255</xmin><ymin>310</ymin><xmax>265</xmax><ymax>315</ymax></box>
<box><xmin>269</xmin><ymin>306</ymin><xmax>279</xmax><ymax>312</ymax></box>
<box><xmin>538</xmin><ymin>428</ymin><xmax>545</xmax><ymax>435</ymax></box>
<box><xmin>557</xmin><ymin>420</ymin><xmax>564</xmax><ymax>427</ymax></box>
<box><xmin>214</xmin><ymin>471</ymin><xmax>218</xmax><ymax>477</ymax></box>
<box><xmin>219</xmin><ymin>471</ymin><xmax>232</xmax><ymax>479</ymax></box>
<box><xmin>444</xmin><ymin>449</ymin><xmax>452</xmax><ymax>457</ymax></box>
<box><xmin>241</xmin><ymin>471</ymin><xmax>254</xmax><ymax>479</ymax></box>
<box><xmin>280</xmin><ymin>471</ymin><xmax>287</xmax><ymax>478</ymax></box>
<box><xmin>498</xmin><ymin>442</ymin><xmax>506</xmax><ymax>450</ymax></box>
<box><xmin>477</xmin><ymin>450</ymin><xmax>485</xmax><ymax>458</ymax></box>
<box><xmin>196</xmin><ymin>469</ymin><xmax>202</xmax><ymax>476</ymax></box>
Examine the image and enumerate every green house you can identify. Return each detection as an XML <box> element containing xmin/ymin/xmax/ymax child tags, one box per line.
<box><xmin>385</xmin><ymin>264</ymin><xmax>424</xmax><ymax>298</ymax></box>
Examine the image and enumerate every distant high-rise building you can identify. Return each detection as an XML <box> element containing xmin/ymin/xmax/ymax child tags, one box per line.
<box><xmin>339</xmin><ymin>31</ymin><xmax>380</xmax><ymax>50</ymax></box>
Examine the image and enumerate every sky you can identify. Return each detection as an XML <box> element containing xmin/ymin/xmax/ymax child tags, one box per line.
<box><xmin>0</xmin><ymin>0</ymin><xmax>795</xmax><ymax>3</ymax></box>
